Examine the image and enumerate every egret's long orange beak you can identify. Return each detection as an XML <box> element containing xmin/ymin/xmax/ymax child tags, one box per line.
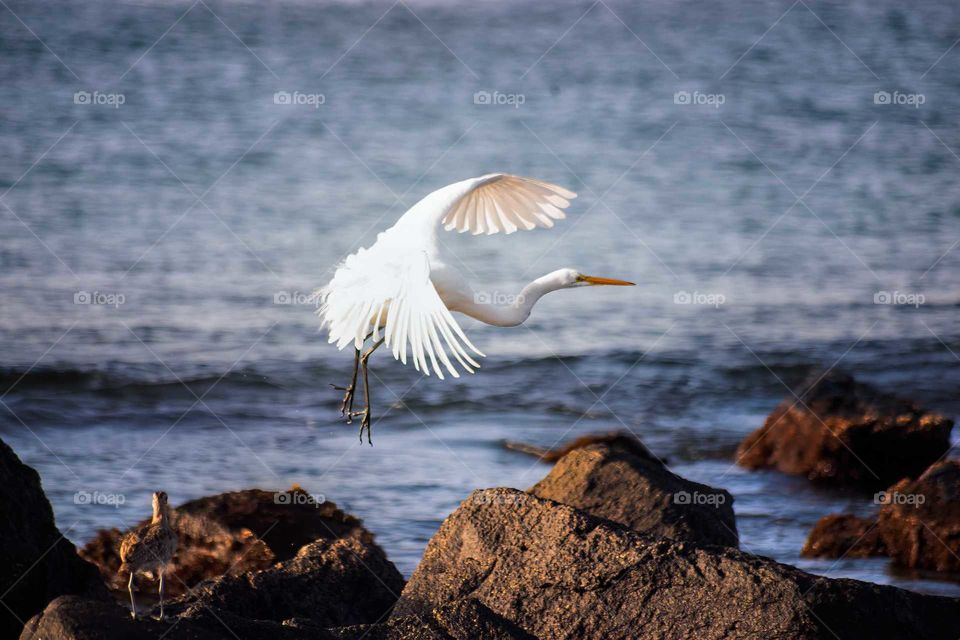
<box><xmin>579</xmin><ymin>275</ymin><xmax>635</xmax><ymax>286</ymax></box>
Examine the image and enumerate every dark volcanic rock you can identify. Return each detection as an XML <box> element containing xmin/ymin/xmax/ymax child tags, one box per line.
<box><xmin>736</xmin><ymin>372</ymin><xmax>952</xmax><ymax>488</ymax></box>
<box><xmin>19</xmin><ymin>595</ymin><xmax>336</xmax><ymax>640</ymax></box>
<box><xmin>81</xmin><ymin>486</ymin><xmax>371</xmax><ymax>597</ymax></box>
<box><xmin>1</xmin><ymin>438</ymin><xmax>107</xmax><ymax>639</ymax></box>
<box><xmin>393</xmin><ymin>488</ymin><xmax>960</xmax><ymax>640</ymax></box>
<box><xmin>530</xmin><ymin>443</ymin><xmax>738</xmax><ymax>547</ymax></box>
<box><xmin>173</xmin><ymin>535</ymin><xmax>404</xmax><ymax>628</ymax></box>
<box><xmin>801</xmin><ymin>514</ymin><xmax>886</xmax><ymax>558</ymax></box>
<box><xmin>878</xmin><ymin>460</ymin><xmax>960</xmax><ymax>573</ymax></box>
<box><xmin>503</xmin><ymin>430</ymin><xmax>666</xmax><ymax>464</ymax></box>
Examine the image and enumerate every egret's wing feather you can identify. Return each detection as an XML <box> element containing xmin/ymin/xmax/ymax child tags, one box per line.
<box><xmin>316</xmin><ymin>247</ymin><xmax>483</xmax><ymax>379</ymax></box>
<box><xmin>440</xmin><ymin>174</ymin><xmax>575</xmax><ymax>235</ymax></box>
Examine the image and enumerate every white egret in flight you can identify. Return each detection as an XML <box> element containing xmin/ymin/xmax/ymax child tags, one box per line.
<box><xmin>315</xmin><ymin>173</ymin><xmax>634</xmax><ymax>442</ymax></box>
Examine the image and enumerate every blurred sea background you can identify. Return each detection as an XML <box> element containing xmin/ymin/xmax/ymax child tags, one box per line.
<box><xmin>1</xmin><ymin>0</ymin><xmax>959</xmax><ymax>594</ymax></box>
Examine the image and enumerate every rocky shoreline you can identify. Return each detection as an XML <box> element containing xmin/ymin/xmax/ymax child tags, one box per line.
<box><xmin>5</xmin><ymin>371</ymin><xmax>960</xmax><ymax>639</ymax></box>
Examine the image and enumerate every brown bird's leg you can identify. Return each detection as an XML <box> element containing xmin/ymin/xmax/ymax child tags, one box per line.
<box><xmin>331</xmin><ymin>332</ymin><xmax>372</xmax><ymax>422</ymax></box>
<box><xmin>128</xmin><ymin>572</ymin><xmax>137</xmax><ymax>619</ymax></box>
<box><xmin>158</xmin><ymin>570</ymin><xmax>166</xmax><ymax>621</ymax></box>
<box><xmin>351</xmin><ymin>337</ymin><xmax>385</xmax><ymax>444</ymax></box>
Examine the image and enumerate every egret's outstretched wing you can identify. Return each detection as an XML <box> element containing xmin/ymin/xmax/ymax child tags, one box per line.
<box><xmin>316</xmin><ymin>245</ymin><xmax>483</xmax><ymax>379</ymax></box>
<box><xmin>439</xmin><ymin>174</ymin><xmax>576</xmax><ymax>235</ymax></box>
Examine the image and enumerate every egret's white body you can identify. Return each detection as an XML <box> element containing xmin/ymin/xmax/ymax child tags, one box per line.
<box><xmin>315</xmin><ymin>173</ymin><xmax>632</xmax><ymax>439</ymax></box>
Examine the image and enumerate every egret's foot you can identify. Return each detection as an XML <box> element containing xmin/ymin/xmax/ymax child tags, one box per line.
<box><xmin>349</xmin><ymin>409</ymin><xmax>372</xmax><ymax>444</ymax></box>
<box><xmin>151</xmin><ymin>612</ymin><xmax>172</xmax><ymax>623</ymax></box>
<box><xmin>330</xmin><ymin>383</ymin><xmax>356</xmax><ymax>420</ymax></box>
<box><xmin>130</xmin><ymin>610</ymin><xmax>137</xmax><ymax>620</ymax></box>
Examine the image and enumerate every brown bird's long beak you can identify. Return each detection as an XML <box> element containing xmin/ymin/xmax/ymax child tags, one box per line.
<box><xmin>579</xmin><ymin>275</ymin><xmax>635</xmax><ymax>286</ymax></box>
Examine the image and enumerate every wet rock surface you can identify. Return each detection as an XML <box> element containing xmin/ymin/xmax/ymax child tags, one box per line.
<box><xmin>1</xmin><ymin>438</ymin><xmax>107</xmax><ymax>639</ymax></box>
<box><xmin>394</xmin><ymin>488</ymin><xmax>960</xmax><ymax>640</ymax></box>
<box><xmin>736</xmin><ymin>372</ymin><xmax>953</xmax><ymax>488</ymax></box>
<box><xmin>801</xmin><ymin>460</ymin><xmax>960</xmax><ymax>575</ymax></box>
<box><xmin>80</xmin><ymin>486</ymin><xmax>371</xmax><ymax>597</ymax></box>
<box><xmin>878</xmin><ymin>460</ymin><xmax>960</xmax><ymax>573</ymax></box>
<box><xmin>530</xmin><ymin>443</ymin><xmax>738</xmax><ymax>547</ymax></box>
<box><xmin>801</xmin><ymin>514</ymin><xmax>886</xmax><ymax>559</ymax></box>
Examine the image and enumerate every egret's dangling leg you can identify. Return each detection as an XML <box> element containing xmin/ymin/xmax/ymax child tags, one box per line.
<box><xmin>351</xmin><ymin>337</ymin><xmax>385</xmax><ymax>444</ymax></box>
<box><xmin>331</xmin><ymin>332</ymin><xmax>372</xmax><ymax>421</ymax></box>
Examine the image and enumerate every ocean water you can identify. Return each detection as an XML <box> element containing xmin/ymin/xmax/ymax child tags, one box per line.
<box><xmin>1</xmin><ymin>0</ymin><xmax>959</xmax><ymax>597</ymax></box>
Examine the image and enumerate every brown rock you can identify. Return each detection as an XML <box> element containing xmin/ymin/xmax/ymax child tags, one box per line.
<box><xmin>0</xmin><ymin>438</ymin><xmax>107</xmax><ymax>639</ymax></box>
<box><xmin>878</xmin><ymin>460</ymin><xmax>960</xmax><ymax>573</ymax></box>
<box><xmin>801</xmin><ymin>514</ymin><xmax>886</xmax><ymax>558</ymax></box>
<box><xmin>736</xmin><ymin>372</ymin><xmax>952</xmax><ymax>488</ymax></box>
<box><xmin>530</xmin><ymin>443</ymin><xmax>738</xmax><ymax>547</ymax></box>
<box><xmin>393</xmin><ymin>488</ymin><xmax>960</xmax><ymax>640</ymax></box>
<box><xmin>172</xmin><ymin>535</ymin><xmax>404</xmax><ymax>628</ymax></box>
<box><xmin>330</xmin><ymin>598</ymin><xmax>535</xmax><ymax>640</ymax></box>
<box><xmin>503</xmin><ymin>430</ymin><xmax>665</xmax><ymax>464</ymax></box>
<box><xmin>80</xmin><ymin>486</ymin><xmax>371</xmax><ymax>598</ymax></box>
<box><xmin>19</xmin><ymin>595</ymin><xmax>336</xmax><ymax>640</ymax></box>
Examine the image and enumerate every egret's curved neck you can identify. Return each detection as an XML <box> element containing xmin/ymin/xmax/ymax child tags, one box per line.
<box><xmin>459</xmin><ymin>274</ymin><xmax>564</xmax><ymax>327</ymax></box>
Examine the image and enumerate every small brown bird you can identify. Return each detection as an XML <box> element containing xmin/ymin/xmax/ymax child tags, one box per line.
<box><xmin>119</xmin><ymin>491</ymin><xmax>178</xmax><ymax>620</ymax></box>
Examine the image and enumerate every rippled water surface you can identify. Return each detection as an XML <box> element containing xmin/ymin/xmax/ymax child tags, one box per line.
<box><xmin>2</xmin><ymin>0</ymin><xmax>959</xmax><ymax>595</ymax></box>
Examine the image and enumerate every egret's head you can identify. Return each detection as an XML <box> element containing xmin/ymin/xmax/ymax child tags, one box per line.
<box><xmin>553</xmin><ymin>268</ymin><xmax>635</xmax><ymax>289</ymax></box>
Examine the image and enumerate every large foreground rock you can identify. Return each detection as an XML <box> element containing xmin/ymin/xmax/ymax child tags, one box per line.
<box><xmin>530</xmin><ymin>443</ymin><xmax>737</xmax><ymax>547</ymax></box>
<box><xmin>1</xmin><ymin>438</ymin><xmax>107</xmax><ymax>639</ymax></box>
<box><xmin>171</xmin><ymin>534</ymin><xmax>404</xmax><ymax>628</ymax></box>
<box><xmin>736</xmin><ymin>372</ymin><xmax>952</xmax><ymax>488</ymax></box>
<box><xmin>394</xmin><ymin>488</ymin><xmax>960</xmax><ymax>639</ymax></box>
<box><xmin>878</xmin><ymin>460</ymin><xmax>960</xmax><ymax>572</ymax></box>
<box><xmin>330</xmin><ymin>598</ymin><xmax>535</xmax><ymax>640</ymax></box>
<box><xmin>81</xmin><ymin>486</ymin><xmax>372</xmax><ymax>597</ymax></box>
